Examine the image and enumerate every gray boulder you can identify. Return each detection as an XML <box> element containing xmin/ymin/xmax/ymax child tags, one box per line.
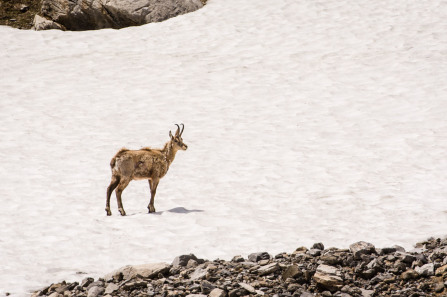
<box><xmin>173</xmin><ymin>254</ymin><xmax>199</xmax><ymax>267</ymax></box>
<box><xmin>32</xmin><ymin>15</ymin><xmax>64</xmax><ymax>30</ymax></box>
<box><xmin>349</xmin><ymin>241</ymin><xmax>376</xmax><ymax>259</ymax></box>
<box><xmin>35</xmin><ymin>0</ymin><xmax>203</xmax><ymax>31</ymax></box>
<box><xmin>313</xmin><ymin>264</ymin><xmax>343</xmax><ymax>292</ymax></box>
<box><xmin>87</xmin><ymin>286</ymin><xmax>104</xmax><ymax>297</ymax></box>
<box><xmin>248</xmin><ymin>252</ymin><xmax>270</xmax><ymax>262</ymax></box>
<box><xmin>104</xmin><ymin>262</ymin><xmax>171</xmax><ymax>281</ymax></box>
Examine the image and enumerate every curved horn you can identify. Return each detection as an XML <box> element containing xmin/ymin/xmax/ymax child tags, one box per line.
<box><xmin>180</xmin><ymin>123</ymin><xmax>185</xmax><ymax>136</ymax></box>
<box><xmin>175</xmin><ymin>124</ymin><xmax>181</xmax><ymax>136</ymax></box>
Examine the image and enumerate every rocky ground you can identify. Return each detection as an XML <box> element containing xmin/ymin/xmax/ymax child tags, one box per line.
<box><xmin>0</xmin><ymin>0</ymin><xmax>207</xmax><ymax>30</ymax></box>
<box><xmin>29</xmin><ymin>237</ymin><xmax>447</xmax><ymax>297</ymax></box>
<box><xmin>0</xmin><ymin>0</ymin><xmax>40</xmax><ymax>29</ymax></box>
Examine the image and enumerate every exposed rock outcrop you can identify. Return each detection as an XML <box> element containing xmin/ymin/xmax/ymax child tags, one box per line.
<box><xmin>33</xmin><ymin>0</ymin><xmax>203</xmax><ymax>31</ymax></box>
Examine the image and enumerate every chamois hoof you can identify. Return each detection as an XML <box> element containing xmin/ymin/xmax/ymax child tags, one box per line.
<box><xmin>105</xmin><ymin>208</ymin><xmax>112</xmax><ymax>216</ymax></box>
<box><xmin>118</xmin><ymin>208</ymin><xmax>126</xmax><ymax>216</ymax></box>
<box><xmin>148</xmin><ymin>205</ymin><xmax>156</xmax><ymax>213</ymax></box>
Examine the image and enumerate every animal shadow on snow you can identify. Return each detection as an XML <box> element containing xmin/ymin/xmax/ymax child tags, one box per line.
<box><xmin>119</xmin><ymin>207</ymin><xmax>203</xmax><ymax>216</ymax></box>
<box><xmin>165</xmin><ymin>207</ymin><xmax>204</xmax><ymax>214</ymax></box>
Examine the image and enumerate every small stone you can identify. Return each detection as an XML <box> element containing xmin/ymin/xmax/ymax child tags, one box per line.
<box><xmin>172</xmin><ymin>254</ymin><xmax>198</xmax><ymax>267</ymax></box>
<box><xmin>104</xmin><ymin>283</ymin><xmax>119</xmax><ymax>294</ymax></box>
<box><xmin>287</xmin><ymin>283</ymin><xmax>300</xmax><ymax>293</ymax></box>
<box><xmin>415</xmin><ymin>263</ymin><xmax>434</xmax><ymax>277</ymax></box>
<box><xmin>248</xmin><ymin>252</ymin><xmax>271</xmax><ymax>262</ymax></box>
<box><xmin>371</xmin><ymin>272</ymin><xmax>395</xmax><ymax>285</ymax></box>
<box><xmin>19</xmin><ymin>5</ymin><xmax>29</xmax><ymax>12</ymax></box>
<box><xmin>86</xmin><ymin>281</ymin><xmax>104</xmax><ymax>290</ymax></box>
<box><xmin>189</xmin><ymin>283</ymin><xmax>201</xmax><ymax>292</ymax></box>
<box><xmin>209</xmin><ymin>288</ymin><xmax>226</xmax><ymax>297</ymax></box>
<box><xmin>312</xmin><ymin>242</ymin><xmax>325</xmax><ymax>250</ymax></box>
<box><xmin>320</xmin><ymin>255</ymin><xmax>341</xmax><ymax>265</ymax></box>
<box><xmin>257</xmin><ymin>262</ymin><xmax>279</xmax><ymax>276</ymax></box>
<box><xmin>122</xmin><ymin>280</ymin><xmax>147</xmax><ymax>290</ymax></box>
<box><xmin>380</xmin><ymin>247</ymin><xmax>397</xmax><ymax>255</ymax></box>
<box><xmin>349</xmin><ymin>242</ymin><xmax>376</xmax><ymax>259</ymax></box>
<box><xmin>104</xmin><ymin>263</ymin><xmax>170</xmax><ymax>280</ymax></box>
<box><xmin>87</xmin><ymin>286</ymin><xmax>105</xmax><ymax>297</ymax></box>
<box><xmin>81</xmin><ymin>277</ymin><xmax>94</xmax><ymax>288</ymax></box>
<box><xmin>360</xmin><ymin>289</ymin><xmax>374</xmax><ymax>297</ymax></box>
<box><xmin>436</xmin><ymin>264</ymin><xmax>447</xmax><ymax>275</ymax></box>
<box><xmin>282</xmin><ymin>265</ymin><xmax>302</xmax><ymax>281</ymax></box>
<box><xmin>294</xmin><ymin>247</ymin><xmax>308</xmax><ymax>254</ymax></box>
<box><xmin>201</xmin><ymin>280</ymin><xmax>215</xmax><ymax>294</ymax></box>
<box><xmin>228</xmin><ymin>289</ymin><xmax>241</xmax><ymax>297</ymax></box>
<box><xmin>187</xmin><ymin>259</ymin><xmax>198</xmax><ymax>268</ymax></box>
<box><xmin>239</xmin><ymin>282</ymin><xmax>256</xmax><ymax>293</ymax></box>
<box><xmin>394</xmin><ymin>252</ymin><xmax>416</xmax><ymax>264</ymax></box>
<box><xmin>232</xmin><ymin>255</ymin><xmax>244</xmax><ymax>263</ymax></box>
<box><xmin>313</xmin><ymin>264</ymin><xmax>343</xmax><ymax>292</ymax></box>
<box><xmin>434</xmin><ymin>282</ymin><xmax>445</xmax><ymax>293</ymax></box>
<box><xmin>190</xmin><ymin>267</ymin><xmax>208</xmax><ymax>280</ymax></box>
<box><xmin>309</xmin><ymin>249</ymin><xmax>322</xmax><ymax>257</ymax></box>
<box><xmin>400</xmin><ymin>269</ymin><xmax>419</xmax><ymax>280</ymax></box>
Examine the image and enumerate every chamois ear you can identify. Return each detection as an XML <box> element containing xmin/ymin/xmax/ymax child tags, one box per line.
<box><xmin>169</xmin><ymin>130</ymin><xmax>174</xmax><ymax>139</ymax></box>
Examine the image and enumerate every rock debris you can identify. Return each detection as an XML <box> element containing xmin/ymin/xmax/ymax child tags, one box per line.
<box><xmin>32</xmin><ymin>237</ymin><xmax>447</xmax><ymax>297</ymax></box>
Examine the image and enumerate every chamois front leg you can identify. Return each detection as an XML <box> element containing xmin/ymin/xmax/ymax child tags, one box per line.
<box><xmin>148</xmin><ymin>178</ymin><xmax>159</xmax><ymax>213</ymax></box>
<box><xmin>116</xmin><ymin>179</ymin><xmax>130</xmax><ymax>216</ymax></box>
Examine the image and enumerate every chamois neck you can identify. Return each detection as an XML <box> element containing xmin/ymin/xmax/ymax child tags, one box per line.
<box><xmin>162</xmin><ymin>140</ymin><xmax>179</xmax><ymax>165</ymax></box>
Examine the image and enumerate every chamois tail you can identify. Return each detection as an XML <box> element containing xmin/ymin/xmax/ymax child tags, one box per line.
<box><xmin>110</xmin><ymin>148</ymin><xmax>129</xmax><ymax>169</ymax></box>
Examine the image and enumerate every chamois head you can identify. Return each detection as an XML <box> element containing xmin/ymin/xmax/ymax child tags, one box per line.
<box><xmin>169</xmin><ymin>124</ymin><xmax>188</xmax><ymax>151</ymax></box>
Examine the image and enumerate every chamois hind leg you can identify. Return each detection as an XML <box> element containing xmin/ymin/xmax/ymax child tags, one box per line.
<box><xmin>148</xmin><ymin>178</ymin><xmax>159</xmax><ymax>213</ymax></box>
<box><xmin>115</xmin><ymin>179</ymin><xmax>130</xmax><ymax>216</ymax></box>
<box><xmin>106</xmin><ymin>175</ymin><xmax>120</xmax><ymax>216</ymax></box>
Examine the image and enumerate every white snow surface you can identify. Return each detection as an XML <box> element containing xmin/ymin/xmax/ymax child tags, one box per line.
<box><xmin>1</xmin><ymin>0</ymin><xmax>447</xmax><ymax>295</ymax></box>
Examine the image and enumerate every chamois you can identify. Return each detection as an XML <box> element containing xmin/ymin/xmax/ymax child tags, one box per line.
<box><xmin>106</xmin><ymin>124</ymin><xmax>188</xmax><ymax>216</ymax></box>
